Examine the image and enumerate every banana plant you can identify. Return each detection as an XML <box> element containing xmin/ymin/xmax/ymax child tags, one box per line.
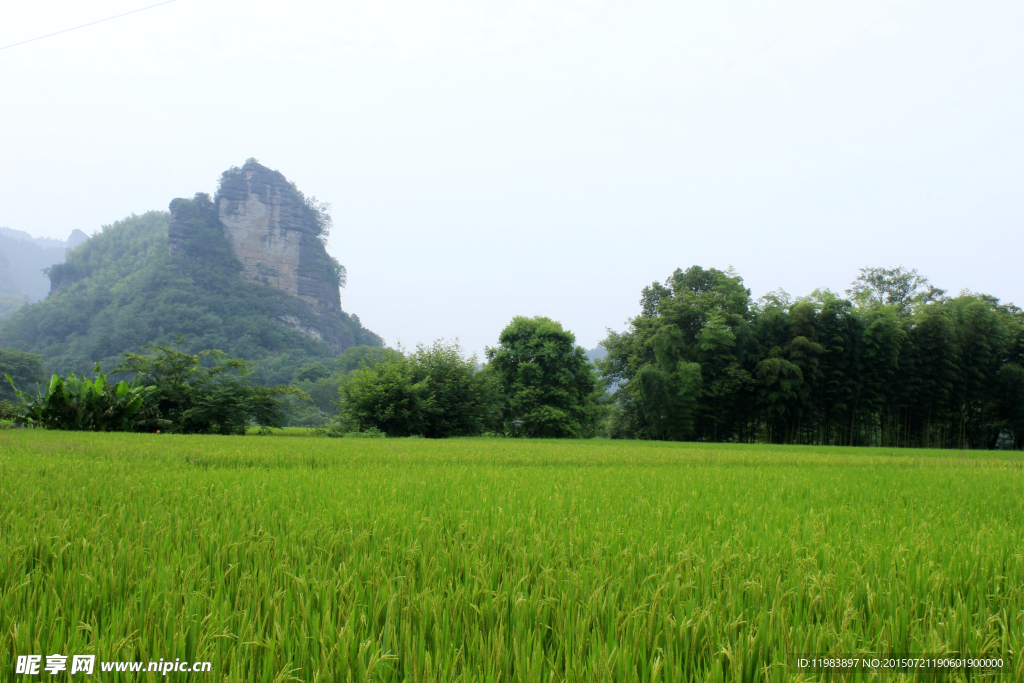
<box><xmin>5</xmin><ymin>370</ymin><xmax>159</xmax><ymax>431</ymax></box>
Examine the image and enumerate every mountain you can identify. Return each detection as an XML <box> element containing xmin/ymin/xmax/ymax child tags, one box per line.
<box><xmin>0</xmin><ymin>251</ymin><xmax>30</xmax><ymax>320</ymax></box>
<box><xmin>0</xmin><ymin>227</ymin><xmax>89</xmax><ymax>305</ymax></box>
<box><xmin>0</xmin><ymin>251</ymin><xmax>23</xmax><ymax>296</ymax></box>
<box><xmin>584</xmin><ymin>344</ymin><xmax>607</xmax><ymax>363</ymax></box>
<box><xmin>0</xmin><ymin>226</ymin><xmax>88</xmax><ymax>250</ymax></box>
<box><xmin>0</xmin><ymin>161</ymin><xmax>382</xmax><ymax>384</ymax></box>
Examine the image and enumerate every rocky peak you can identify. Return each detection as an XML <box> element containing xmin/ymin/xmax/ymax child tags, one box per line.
<box><xmin>167</xmin><ymin>161</ymin><xmax>357</xmax><ymax>353</ymax></box>
<box><xmin>216</xmin><ymin>161</ymin><xmax>342</xmax><ymax>317</ymax></box>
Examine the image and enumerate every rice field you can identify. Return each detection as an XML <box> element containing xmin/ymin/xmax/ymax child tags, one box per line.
<box><xmin>1</xmin><ymin>432</ymin><xmax>1022</xmax><ymax>682</ymax></box>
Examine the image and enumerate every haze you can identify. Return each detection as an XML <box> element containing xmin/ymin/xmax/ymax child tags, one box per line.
<box><xmin>1</xmin><ymin>0</ymin><xmax>1021</xmax><ymax>355</ymax></box>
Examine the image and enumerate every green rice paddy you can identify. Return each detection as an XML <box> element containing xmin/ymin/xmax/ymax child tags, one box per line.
<box><xmin>1</xmin><ymin>432</ymin><xmax>1022</xmax><ymax>681</ymax></box>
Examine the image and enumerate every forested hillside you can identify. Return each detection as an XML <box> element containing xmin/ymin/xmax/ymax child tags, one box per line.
<box><xmin>0</xmin><ymin>197</ymin><xmax>380</xmax><ymax>385</ymax></box>
<box><xmin>602</xmin><ymin>266</ymin><xmax>1024</xmax><ymax>449</ymax></box>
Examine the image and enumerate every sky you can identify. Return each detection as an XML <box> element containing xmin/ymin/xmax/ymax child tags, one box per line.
<box><xmin>1</xmin><ymin>0</ymin><xmax>1021</xmax><ymax>356</ymax></box>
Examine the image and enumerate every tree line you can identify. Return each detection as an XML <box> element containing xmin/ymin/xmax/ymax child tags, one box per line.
<box><xmin>329</xmin><ymin>316</ymin><xmax>602</xmax><ymax>438</ymax></box>
<box><xmin>602</xmin><ymin>266</ymin><xmax>1024</xmax><ymax>449</ymax></box>
<box><xmin>3</xmin><ymin>265</ymin><xmax>1022</xmax><ymax>449</ymax></box>
<box><xmin>2</xmin><ymin>339</ymin><xmax>300</xmax><ymax>435</ymax></box>
<box><xmin>0</xmin><ymin>317</ymin><xmax>602</xmax><ymax>439</ymax></box>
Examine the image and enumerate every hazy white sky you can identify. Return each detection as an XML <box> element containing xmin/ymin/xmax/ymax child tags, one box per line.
<box><xmin>1</xmin><ymin>0</ymin><xmax>1021</xmax><ymax>355</ymax></box>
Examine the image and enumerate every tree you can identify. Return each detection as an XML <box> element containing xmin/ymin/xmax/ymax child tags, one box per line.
<box><xmin>997</xmin><ymin>362</ymin><xmax>1024</xmax><ymax>449</ymax></box>
<box><xmin>286</xmin><ymin>346</ymin><xmax>406</xmax><ymax>427</ymax></box>
<box><xmin>853</xmin><ymin>307</ymin><xmax>906</xmax><ymax>446</ymax></box>
<box><xmin>846</xmin><ymin>266</ymin><xmax>943</xmax><ymax>316</ymax></box>
<box><xmin>602</xmin><ymin>264</ymin><xmax>1021</xmax><ymax>449</ymax></box>
<box><xmin>947</xmin><ymin>295</ymin><xmax>1012</xmax><ymax>449</ymax></box>
<box><xmin>903</xmin><ymin>309</ymin><xmax>957</xmax><ymax>447</ymax></box>
<box><xmin>113</xmin><ymin>337</ymin><xmax>304</xmax><ymax>434</ymax></box>
<box><xmin>486</xmin><ymin>317</ymin><xmax>598</xmax><ymax>438</ymax></box>
<box><xmin>337</xmin><ymin>340</ymin><xmax>496</xmax><ymax>437</ymax></box>
<box><xmin>811</xmin><ymin>291</ymin><xmax>862</xmax><ymax>446</ymax></box>
<box><xmin>333</xmin><ymin>345</ymin><xmax>403</xmax><ymax>374</ymax></box>
<box><xmin>753</xmin><ymin>352</ymin><xmax>803</xmax><ymax>442</ymax></box>
<box><xmin>633</xmin><ymin>360</ymin><xmax>702</xmax><ymax>441</ymax></box>
<box><xmin>337</xmin><ymin>353</ymin><xmax>426</xmax><ymax>436</ymax></box>
<box><xmin>0</xmin><ymin>348</ymin><xmax>46</xmax><ymax>401</ymax></box>
<box><xmin>294</xmin><ymin>361</ymin><xmax>330</xmax><ymax>383</ymax></box>
<box><xmin>996</xmin><ymin>319</ymin><xmax>1024</xmax><ymax>449</ymax></box>
<box><xmin>749</xmin><ymin>301</ymin><xmax>823</xmax><ymax>444</ymax></box>
<box><xmin>603</xmin><ymin>266</ymin><xmax>753</xmax><ymax>441</ymax></box>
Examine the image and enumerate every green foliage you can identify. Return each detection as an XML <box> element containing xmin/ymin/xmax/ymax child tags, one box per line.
<box><xmin>604</xmin><ymin>266</ymin><xmax>754</xmax><ymax>441</ymax></box>
<box><xmin>337</xmin><ymin>340</ymin><xmax>496</xmax><ymax>438</ymax></box>
<box><xmin>337</xmin><ymin>356</ymin><xmax>425</xmax><ymax>435</ymax></box>
<box><xmin>846</xmin><ymin>265</ymin><xmax>941</xmax><ymax>314</ymax></box>
<box><xmin>604</xmin><ymin>265</ymin><xmax>1024</xmax><ymax>448</ymax></box>
<box><xmin>0</xmin><ymin>292</ymin><xmax>30</xmax><ymax>321</ymax></box>
<box><xmin>0</xmin><ymin>347</ymin><xmax>46</xmax><ymax>401</ymax></box>
<box><xmin>285</xmin><ymin>377</ymin><xmax>337</xmax><ymax>426</ymax></box>
<box><xmin>997</xmin><ymin>362</ymin><xmax>1024</xmax><ymax>449</ymax></box>
<box><xmin>486</xmin><ymin>316</ymin><xmax>599</xmax><ymax>438</ymax></box>
<box><xmin>6</xmin><ymin>369</ymin><xmax>157</xmax><ymax>431</ymax></box>
<box><xmin>633</xmin><ymin>360</ymin><xmax>702</xmax><ymax>440</ymax></box>
<box><xmin>113</xmin><ymin>338</ymin><xmax>305</xmax><ymax>435</ymax></box>
<box><xmin>312</xmin><ymin>425</ymin><xmax>388</xmax><ymax>438</ymax></box>
<box><xmin>294</xmin><ymin>361</ymin><xmax>330</xmax><ymax>383</ymax></box>
<box><xmin>282</xmin><ymin>346</ymin><xmax>405</xmax><ymax>428</ymax></box>
<box><xmin>333</xmin><ymin>344</ymin><xmax>403</xmax><ymax>374</ymax></box>
<box><xmin>0</xmin><ymin>197</ymin><xmax>380</xmax><ymax>384</ymax></box>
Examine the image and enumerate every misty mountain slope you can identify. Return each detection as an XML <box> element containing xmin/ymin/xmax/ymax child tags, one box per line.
<box><xmin>0</xmin><ymin>227</ymin><xmax>88</xmax><ymax>303</ymax></box>
<box><xmin>0</xmin><ymin>197</ymin><xmax>381</xmax><ymax>384</ymax></box>
<box><xmin>0</xmin><ymin>251</ymin><xmax>30</xmax><ymax>320</ymax></box>
<box><xmin>0</xmin><ymin>252</ymin><xmax>22</xmax><ymax>296</ymax></box>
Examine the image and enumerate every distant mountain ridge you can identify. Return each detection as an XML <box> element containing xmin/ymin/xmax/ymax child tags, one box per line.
<box><xmin>0</xmin><ymin>226</ymin><xmax>89</xmax><ymax>306</ymax></box>
<box><xmin>0</xmin><ymin>226</ymin><xmax>89</xmax><ymax>250</ymax></box>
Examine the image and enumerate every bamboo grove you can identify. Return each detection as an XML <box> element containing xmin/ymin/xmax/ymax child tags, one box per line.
<box><xmin>601</xmin><ymin>266</ymin><xmax>1024</xmax><ymax>449</ymax></box>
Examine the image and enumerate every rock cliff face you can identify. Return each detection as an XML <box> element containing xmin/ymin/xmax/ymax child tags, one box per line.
<box><xmin>217</xmin><ymin>162</ymin><xmax>343</xmax><ymax>316</ymax></box>
<box><xmin>169</xmin><ymin>161</ymin><xmax>356</xmax><ymax>353</ymax></box>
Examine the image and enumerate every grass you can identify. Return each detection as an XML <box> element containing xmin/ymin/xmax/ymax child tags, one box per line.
<box><xmin>1</xmin><ymin>432</ymin><xmax>1021</xmax><ymax>682</ymax></box>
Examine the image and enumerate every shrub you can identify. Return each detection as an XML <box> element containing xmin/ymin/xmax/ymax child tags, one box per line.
<box><xmin>114</xmin><ymin>337</ymin><xmax>306</xmax><ymax>435</ymax></box>
<box><xmin>336</xmin><ymin>340</ymin><xmax>497</xmax><ymax>437</ymax></box>
<box><xmin>0</xmin><ymin>348</ymin><xmax>46</xmax><ymax>401</ymax></box>
<box><xmin>5</xmin><ymin>369</ymin><xmax>159</xmax><ymax>431</ymax></box>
